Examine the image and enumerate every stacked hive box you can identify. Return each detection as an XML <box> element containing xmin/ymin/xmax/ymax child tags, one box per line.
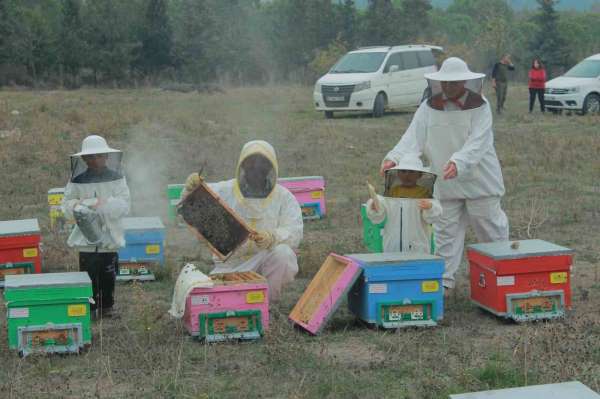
<box><xmin>278</xmin><ymin>176</ymin><xmax>326</xmax><ymax>220</ymax></box>
<box><xmin>0</xmin><ymin>219</ymin><xmax>42</xmax><ymax>287</ymax></box>
<box><xmin>449</xmin><ymin>381</ymin><xmax>599</xmax><ymax>399</ymax></box>
<box><xmin>117</xmin><ymin>217</ymin><xmax>166</xmax><ymax>281</ymax></box>
<box><xmin>167</xmin><ymin>184</ymin><xmax>185</xmax><ymax>224</ymax></box>
<box><xmin>48</xmin><ymin>187</ymin><xmax>67</xmax><ymax>230</ymax></box>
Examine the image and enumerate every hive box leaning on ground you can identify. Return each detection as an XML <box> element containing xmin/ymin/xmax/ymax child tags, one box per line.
<box><xmin>347</xmin><ymin>252</ymin><xmax>445</xmax><ymax>328</ymax></box>
<box><xmin>117</xmin><ymin>216</ymin><xmax>166</xmax><ymax>281</ymax></box>
<box><xmin>183</xmin><ymin>272</ymin><xmax>269</xmax><ymax>342</ymax></box>
<box><xmin>0</xmin><ymin>218</ymin><xmax>42</xmax><ymax>287</ymax></box>
<box><xmin>178</xmin><ymin>180</ymin><xmax>253</xmax><ymax>260</ymax></box>
<box><xmin>4</xmin><ymin>272</ymin><xmax>93</xmax><ymax>357</ymax></box>
<box><xmin>289</xmin><ymin>253</ymin><xmax>361</xmax><ymax>335</ymax></box>
<box><xmin>467</xmin><ymin>239</ymin><xmax>573</xmax><ymax>322</ymax></box>
<box><xmin>278</xmin><ymin>176</ymin><xmax>326</xmax><ymax>220</ymax></box>
<box><xmin>449</xmin><ymin>381</ymin><xmax>600</xmax><ymax>399</ymax></box>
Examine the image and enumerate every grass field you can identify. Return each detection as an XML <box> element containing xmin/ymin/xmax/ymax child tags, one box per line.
<box><xmin>0</xmin><ymin>85</ymin><xmax>599</xmax><ymax>398</ymax></box>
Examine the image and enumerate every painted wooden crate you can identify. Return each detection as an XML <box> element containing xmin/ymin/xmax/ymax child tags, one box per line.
<box><xmin>347</xmin><ymin>252</ymin><xmax>445</xmax><ymax>328</ymax></box>
<box><xmin>48</xmin><ymin>187</ymin><xmax>66</xmax><ymax>230</ymax></box>
<box><xmin>4</xmin><ymin>272</ymin><xmax>93</xmax><ymax>357</ymax></box>
<box><xmin>183</xmin><ymin>271</ymin><xmax>269</xmax><ymax>342</ymax></box>
<box><xmin>289</xmin><ymin>253</ymin><xmax>361</xmax><ymax>335</ymax></box>
<box><xmin>467</xmin><ymin>239</ymin><xmax>573</xmax><ymax>322</ymax></box>
<box><xmin>278</xmin><ymin>176</ymin><xmax>326</xmax><ymax>220</ymax></box>
<box><xmin>0</xmin><ymin>219</ymin><xmax>42</xmax><ymax>287</ymax></box>
<box><xmin>167</xmin><ymin>184</ymin><xmax>185</xmax><ymax>224</ymax></box>
<box><xmin>449</xmin><ymin>381</ymin><xmax>600</xmax><ymax>399</ymax></box>
<box><xmin>117</xmin><ymin>217</ymin><xmax>166</xmax><ymax>282</ymax></box>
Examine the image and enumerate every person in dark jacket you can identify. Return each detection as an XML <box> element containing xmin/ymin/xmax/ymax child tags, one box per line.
<box><xmin>528</xmin><ymin>58</ymin><xmax>547</xmax><ymax>113</ymax></box>
<box><xmin>491</xmin><ymin>54</ymin><xmax>515</xmax><ymax>114</ymax></box>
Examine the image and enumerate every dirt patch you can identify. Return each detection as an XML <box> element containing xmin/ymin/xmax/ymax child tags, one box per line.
<box><xmin>311</xmin><ymin>337</ymin><xmax>386</xmax><ymax>368</ymax></box>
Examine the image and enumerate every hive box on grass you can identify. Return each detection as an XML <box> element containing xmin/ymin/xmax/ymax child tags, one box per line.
<box><xmin>183</xmin><ymin>271</ymin><xmax>269</xmax><ymax>342</ymax></box>
<box><xmin>117</xmin><ymin>217</ymin><xmax>166</xmax><ymax>282</ymax></box>
<box><xmin>278</xmin><ymin>176</ymin><xmax>326</xmax><ymax>220</ymax></box>
<box><xmin>449</xmin><ymin>381</ymin><xmax>600</xmax><ymax>399</ymax></box>
<box><xmin>167</xmin><ymin>184</ymin><xmax>185</xmax><ymax>224</ymax></box>
<box><xmin>4</xmin><ymin>272</ymin><xmax>93</xmax><ymax>357</ymax></box>
<box><xmin>467</xmin><ymin>239</ymin><xmax>573</xmax><ymax>322</ymax></box>
<box><xmin>347</xmin><ymin>252</ymin><xmax>444</xmax><ymax>328</ymax></box>
<box><xmin>0</xmin><ymin>219</ymin><xmax>42</xmax><ymax>287</ymax></box>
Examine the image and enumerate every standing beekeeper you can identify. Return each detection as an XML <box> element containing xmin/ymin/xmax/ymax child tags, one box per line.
<box><xmin>380</xmin><ymin>57</ymin><xmax>509</xmax><ymax>292</ymax></box>
<box><xmin>62</xmin><ymin>135</ymin><xmax>131</xmax><ymax>317</ymax></box>
<box><xmin>183</xmin><ymin>140</ymin><xmax>303</xmax><ymax>301</ymax></box>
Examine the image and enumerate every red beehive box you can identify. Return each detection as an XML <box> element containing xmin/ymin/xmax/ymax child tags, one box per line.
<box><xmin>467</xmin><ymin>239</ymin><xmax>573</xmax><ymax>322</ymax></box>
<box><xmin>0</xmin><ymin>219</ymin><xmax>42</xmax><ymax>287</ymax></box>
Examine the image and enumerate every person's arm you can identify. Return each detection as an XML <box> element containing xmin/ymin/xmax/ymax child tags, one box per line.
<box><xmin>449</xmin><ymin>104</ymin><xmax>494</xmax><ymax>178</ymax></box>
<box><xmin>422</xmin><ymin>199</ymin><xmax>442</xmax><ymax>224</ymax></box>
<box><xmin>383</xmin><ymin>103</ymin><xmax>427</xmax><ymax>167</ymax></box>
<box><xmin>271</xmin><ymin>190</ymin><xmax>304</xmax><ymax>249</ymax></box>
<box><xmin>366</xmin><ymin>195</ymin><xmax>386</xmax><ymax>225</ymax></box>
<box><xmin>62</xmin><ymin>182</ymin><xmax>80</xmax><ymax>221</ymax></box>
<box><xmin>491</xmin><ymin>63</ymin><xmax>498</xmax><ymax>88</ymax></box>
<box><xmin>97</xmin><ymin>178</ymin><xmax>130</xmax><ymax>220</ymax></box>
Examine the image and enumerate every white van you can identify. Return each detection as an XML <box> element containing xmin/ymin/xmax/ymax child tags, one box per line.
<box><xmin>313</xmin><ymin>45</ymin><xmax>443</xmax><ymax>118</ymax></box>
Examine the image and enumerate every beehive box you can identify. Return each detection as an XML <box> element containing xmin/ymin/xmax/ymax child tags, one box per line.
<box><xmin>360</xmin><ymin>204</ymin><xmax>384</xmax><ymax>253</ymax></box>
<box><xmin>117</xmin><ymin>217</ymin><xmax>166</xmax><ymax>281</ymax></box>
<box><xmin>178</xmin><ymin>181</ymin><xmax>253</xmax><ymax>260</ymax></box>
<box><xmin>467</xmin><ymin>239</ymin><xmax>573</xmax><ymax>322</ymax></box>
<box><xmin>289</xmin><ymin>254</ymin><xmax>361</xmax><ymax>335</ymax></box>
<box><xmin>167</xmin><ymin>183</ymin><xmax>185</xmax><ymax>224</ymax></box>
<box><xmin>0</xmin><ymin>219</ymin><xmax>42</xmax><ymax>287</ymax></box>
<box><xmin>4</xmin><ymin>272</ymin><xmax>93</xmax><ymax>357</ymax></box>
<box><xmin>183</xmin><ymin>271</ymin><xmax>269</xmax><ymax>342</ymax></box>
<box><xmin>449</xmin><ymin>381</ymin><xmax>600</xmax><ymax>399</ymax></box>
<box><xmin>278</xmin><ymin>176</ymin><xmax>326</xmax><ymax>220</ymax></box>
<box><xmin>347</xmin><ymin>252</ymin><xmax>444</xmax><ymax>328</ymax></box>
<box><xmin>48</xmin><ymin>187</ymin><xmax>66</xmax><ymax>230</ymax></box>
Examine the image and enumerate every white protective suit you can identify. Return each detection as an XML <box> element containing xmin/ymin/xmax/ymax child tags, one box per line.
<box><xmin>182</xmin><ymin>140</ymin><xmax>303</xmax><ymax>301</ymax></box>
<box><xmin>168</xmin><ymin>263</ymin><xmax>213</xmax><ymax>318</ymax></box>
<box><xmin>62</xmin><ymin>137</ymin><xmax>131</xmax><ymax>252</ymax></box>
<box><xmin>384</xmin><ymin>57</ymin><xmax>509</xmax><ymax>288</ymax></box>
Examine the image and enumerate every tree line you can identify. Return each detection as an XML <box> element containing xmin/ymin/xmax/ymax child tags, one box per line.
<box><xmin>0</xmin><ymin>0</ymin><xmax>599</xmax><ymax>87</ymax></box>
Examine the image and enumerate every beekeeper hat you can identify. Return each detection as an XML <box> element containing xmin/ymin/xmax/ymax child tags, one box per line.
<box><xmin>388</xmin><ymin>154</ymin><xmax>434</xmax><ymax>175</ymax></box>
<box><xmin>424</xmin><ymin>57</ymin><xmax>485</xmax><ymax>81</ymax></box>
<box><xmin>72</xmin><ymin>135</ymin><xmax>121</xmax><ymax>157</ymax></box>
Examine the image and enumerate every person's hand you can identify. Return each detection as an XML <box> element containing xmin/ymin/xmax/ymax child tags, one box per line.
<box><xmin>418</xmin><ymin>199</ymin><xmax>432</xmax><ymax>210</ymax></box>
<box><xmin>253</xmin><ymin>231</ymin><xmax>274</xmax><ymax>250</ymax></box>
<box><xmin>185</xmin><ymin>172</ymin><xmax>203</xmax><ymax>192</ymax></box>
<box><xmin>443</xmin><ymin>161</ymin><xmax>457</xmax><ymax>180</ymax></box>
<box><xmin>90</xmin><ymin>198</ymin><xmax>105</xmax><ymax>209</ymax></box>
<box><xmin>492</xmin><ymin>79</ymin><xmax>496</xmax><ymax>89</ymax></box>
<box><xmin>366</xmin><ymin>181</ymin><xmax>381</xmax><ymax>212</ymax></box>
<box><xmin>379</xmin><ymin>160</ymin><xmax>396</xmax><ymax>176</ymax></box>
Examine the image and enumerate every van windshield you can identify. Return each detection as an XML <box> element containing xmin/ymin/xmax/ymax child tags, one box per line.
<box><xmin>330</xmin><ymin>52</ymin><xmax>387</xmax><ymax>73</ymax></box>
<box><xmin>564</xmin><ymin>60</ymin><xmax>600</xmax><ymax>78</ymax></box>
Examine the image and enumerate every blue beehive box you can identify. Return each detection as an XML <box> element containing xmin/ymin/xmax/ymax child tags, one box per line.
<box><xmin>117</xmin><ymin>217</ymin><xmax>165</xmax><ymax>281</ymax></box>
<box><xmin>347</xmin><ymin>252</ymin><xmax>445</xmax><ymax>328</ymax></box>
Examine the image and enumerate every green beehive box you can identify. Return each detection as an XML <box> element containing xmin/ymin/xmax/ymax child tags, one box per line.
<box><xmin>360</xmin><ymin>204</ymin><xmax>384</xmax><ymax>253</ymax></box>
<box><xmin>4</xmin><ymin>272</ymin><xmax>93</xmax><ymax>357</ymax></box>
<box><xmin>167</xmin><ymin>184</ymin><xmax>185</xmax><ymax>223</ymax></box>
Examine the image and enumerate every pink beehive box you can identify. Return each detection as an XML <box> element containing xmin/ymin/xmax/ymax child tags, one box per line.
<box><xmin>183</xmin><ymin>271</ymin><xmax>269</xmax><ymax>342</ymax></box>
<box><xmin>278</xmin><ymin>176</ymin><xmax>326</xmax><ymax>220</ymax></box>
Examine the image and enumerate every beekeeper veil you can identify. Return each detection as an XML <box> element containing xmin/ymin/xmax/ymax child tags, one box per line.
<box><xmin>423</xmin><ymin>57</ymin><xmax>485</xmax><ymax>111</ymax></box>
<box><xmin>384</xmin><ymin>154</ymin><xmax>436</xmax><ymax>198</ymax></box>
<box><xmin>70</xmin><ymin>135</ymin><xmax>123</xmax><ymax>183</ymax></box>
<box><xmin>235</xmin><ymin>140</ymin><xmax>278</xmax><ymax>199</ymax></box>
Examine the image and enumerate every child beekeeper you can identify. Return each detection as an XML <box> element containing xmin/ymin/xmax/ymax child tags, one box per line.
<box><xmin>62</xmin><ymin>135</ymin><xmax>131</xmax><ymax>318</ymax></box>
<box><xmin>366</xmin><ymin>154</ymin><xmax>442</xmax><ymax>254</ymax></box>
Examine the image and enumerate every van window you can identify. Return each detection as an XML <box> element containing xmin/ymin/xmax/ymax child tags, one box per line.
<box><xmin>417</xmin><ymin>51</ymin><xmax>435</xmax><ymax>67</ymax></box>
<box><xmin>384</xmin><ymin>53</ymin><xmax>404</xmax><ymax>73</ymax></box>
<box><xmin>564</xmin><ymin>60</ymin><xmax>600</xmax><ymax>78</ymax></box>
<box><xmin>330</xmin><ymin>52</ymin><xmax>387</xmax><ymax>73</ymax></box>
<box><xmin>401</xmin><ymin>52</ymin><xmax>420</xmax><ymax>70</ymax></box>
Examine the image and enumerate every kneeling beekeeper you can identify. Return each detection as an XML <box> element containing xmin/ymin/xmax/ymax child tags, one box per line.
<box><xmin>62</xmin><ymin>135</ymin><xmax>131</xmax><ymax>318</ymax></box>
<box><xmin>182</xmin><ymin>140</ymin><xmax>303</xmax><ymax>301</ymax></box>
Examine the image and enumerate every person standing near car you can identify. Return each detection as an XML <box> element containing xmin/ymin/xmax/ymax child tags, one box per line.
<box><xmin>528</xmin><ymin>58</ymin><xmax>546</xmax><ymax>113</ymax></box>
<box><xmin>491</xmin><ymin>54</ymin><xmax>515</xmax><ymax>114</ymax></box>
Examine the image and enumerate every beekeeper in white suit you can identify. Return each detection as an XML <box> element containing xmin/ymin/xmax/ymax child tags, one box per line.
<box><xmin>380</xmin><ymin>57</ymin><xmax>509</xmax><ymax>292</ymax></box>
<box><xmin>63</xmin><ymin>135</ymin><xmax>131</xmax><ymax>317</ymax></box>
<box><xmin>366</xmin><ymin>154</ymin><xmax>442</xmax><ymax>254</ymax></box>
<box><xmin>183</xmin><ymin>140</ymin><xmax>303</xmax><ymax>301</ymax></box>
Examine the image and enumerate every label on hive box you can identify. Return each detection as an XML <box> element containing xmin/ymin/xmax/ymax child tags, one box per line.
<box><xmin>550</xmin><ymin>272</ymin><xmax>568</xmax><ymax>284</ymax></box>
<box><xmin>9</xmin><ymin>308</ymin><xmax>29</xmax><ymax>318</ymax></box>
<box><xmin>421</xmin><ymin>280</ymin><xmax>439</xmax><ymax>293</ymax></box>
<box><xmin>68</xmin><ymin>304</ymin><xmax>87</xmax><ymax>317</ymax></box>
<box><xmin>311</xmin><ymin>191</ymin><xmax>322</xmax><ymax>199</ymax></box>
<box><xmin>497</xmin><ymin>275</ymin><xmax>515</xmax><ymax>286</ymax></box>
<box><xmin>246</xmin><ymin>291</ymin><xmax>265</xmax><ymax>304</ymax></box>
<box><xmin>23</xmin><ymin>248</ymin><xmax>38</xmax><ymax>258</ymax></box>
<box><xmin>191</xmin><ymin>295</ymin><xmax>210</xmax><ymax>305</ymax></box>
<box><xmin>369</xmin><ymin>283</ymin><xmax>388</xmax><ymax>294</ymax></box>
<box><xmin>145</xmin><ymin>245</ymin><xmax>161</xmax><ymax>255</ymax></box>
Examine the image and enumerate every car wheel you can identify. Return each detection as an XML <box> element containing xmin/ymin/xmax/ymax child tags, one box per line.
<box><xmin>324</xmin><ymin>111</ymin><xmax>334</xmax><ymax>119</ymax></box>
<box><xmin>372</xmin><ymin>93</ymin><xmax>385</xmax><ymax>118</ymax></box>
<box><xmin>582</xmin><ymin>93</ymin><xmax>600</xmax><ymax>115</ymax></box>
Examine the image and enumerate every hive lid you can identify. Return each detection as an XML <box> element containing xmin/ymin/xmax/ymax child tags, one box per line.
<box><xmin>167</xmin><ymin>183</ymin><xmax>185</xmax><ymax>189</ymax></box>
<box><xmin>348</xmin><ymin>252</ymin><xmax>442</xmax><ymax>265</ymax></box>
<box><xmin>122</xmin><ymin>216</ymin><xmax>165</xmax><ymax>231</ymax></box>
<box><xmin>278</xmin><ymin>176</ymin><xmax>324</xmax><ymax>182</ymax></box>
<box><xmin>48</xmin><ymin>187</ymin><xmax>65</xmax><ymax>194</ymax></box>
<box><xmin>449</xmin><ymin>381</ymin><xmax>599</xmax><ymax>399</ymax></box>
<box><xmin>0</xmin><ymin>219</ymin><xmax>40</xmax><ymax>237</ymax></box>
<box><xmin>4</xmin><ymin>272</ymin><xmax>91</xmax><ymax>289</ymax></box>
<box><xmin>468</xmin><ymin>239</ymin><xmax>573</xmax><ymax>260</ymax></box>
